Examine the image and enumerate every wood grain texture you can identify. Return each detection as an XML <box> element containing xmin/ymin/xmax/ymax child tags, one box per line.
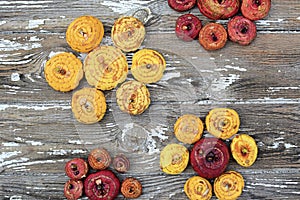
<box><xmin>0</xmin><ymin>0</ymin><xmax>300</xmax><ymax>199</ymax></box>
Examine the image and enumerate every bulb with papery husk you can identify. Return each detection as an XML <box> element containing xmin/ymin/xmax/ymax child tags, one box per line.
<box><xmin>197</xmin><ymin>0</ymin><xmax>240</xmax><ymax>20</ymax></box>
<box><xmin>231</xmin><ymin>134</ymin><xmax>258</xmax><ymax>167</ymax></box>
<box><xmin>214</xmin><ymin>171</ymin><xmax>245</xmax><ymax>200</ymax></box>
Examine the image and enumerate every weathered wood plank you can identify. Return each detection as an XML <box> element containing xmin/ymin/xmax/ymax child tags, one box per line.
<box><xmin>1</xmin><ymin>103</ymin><xmax>299</xmax><ymax>173</ymax></box>
<box><xmin>0</xmin><ymin>169</ymin><xmax>299</xmax><ymax>199</ymax></box>
<box><xmin>0</xmin><ymin>32</ymin><xmax>300</xmax><ymax>103</ymax></box>
<box><xmin>0</xmin><ymin>0</ymin><xmax>299</xmax><ymax>32</ymax></box>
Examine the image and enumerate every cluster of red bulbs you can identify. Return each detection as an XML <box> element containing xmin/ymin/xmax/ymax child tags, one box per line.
<box><xmin>169</xmin><ymin>0</ymin><xmax>271</xmax><ymax>50</ymax></box>
<box><xmin>63</xmin><ymin>148</ymin><xmax>142</xmax><ymax>200</ymax></box>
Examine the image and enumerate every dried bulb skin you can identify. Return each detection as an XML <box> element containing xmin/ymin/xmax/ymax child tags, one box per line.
<box><xmin>231</xmin><ymin>134</ymin><xmax>258</xmax><ymax>167</ymax></box>
<box><xmin>88</xmin><ymin>148</ymin><xmax>112</xmax><ymax>170</ymax></box>
<box><xmin>64</xmin><ymin>179</ymin><xmax>83</xmax><ymax>200</ymax></box>
<box><xmin>184</xmin><ymin>176</ymin><xmax>212</xmax><ymax>200</ymax></box>
<box><xmin>197</xmin><ymin>0</ymin><xmax>240</xmax><ymax>20</ymax></box>
<box><xmin>241</xmin><ymin>0</ymin><xmax>271</xmax><ymax>21</ymax></box>
<box><xmin>113</xmin><ymin>154</ymin><xmax>130</xmax><ymax>173</ymax></box>
<box><xmin>121</xmin><ymin>177</ymin><xmax>143</xmax><ymax>198</ymax></box>
<box><xmin>84</xmin><ymin>46</ymin><xmax>128</xmax><ymax>91</ymax></box>
<box><xmin>71</xmin><ymin>88</ymin><xmax>107</xmax><ymax>124</ymax></box>
<box><xmin>190</xmin><ymin>138</ymin><xmax>230</xmax><ymax>179</ymax></box>
<box><xmin>199</xmin><ymin>23</ymin><xmax>227</xmax><ymax>51</ymax></box>
<box><xmin>84</xmin><ymin>170</ymin><xmax>120</xmax><ymax>200</ymax></box>
<box><xmin>44</xmin><ymin>52</ymin><xmax>83</xmax><ymax>92</ymax></box>
<box><xmin>111</xmin><ymin>16</ymin><xmax>145</xmax><ymax>52</ymax></box>
<box><xmin>160</xmin><ymin>143</ymin><xmax>189</xmax><ymax>175</ymax></box>
<box><xmin>66</xmin><ymin>16</ymin><xmax>104</xmax><ymax>53</ymax></box>
<box><xmin>131</xmin><ymin>49</ymin><xmax>166</xmax><ymax>84</ymax></box>
<box><xmin>228</xmin><ymin>16</ymin><xmax>257</xmax><ymax>46</ymax></box>
<box><xmin>116</xmin><ymin>80</ymin><xmax>151</xmax><ymax>115</ymax></box>
<box><xmin>175</xmin><ymin>14</ymin><xmax>202</xmax><ymax>42</ymax></box>
<box><xmin>174</xmin><ymin>114</ymin><xmax>204</xmax><ymax>144</ymax></box>
<box><xmin>65</xmin><ymin>158</ymin><xmax>88</xmax><ymax>180</ymax></box>
<box><xmin>205</xmin><ymin>108</ymin><xmax>240</xmax><ymax>139</ymax></box>
<box><xmin>168</xmin><ymin>0</ymin><xmax>196</xmax><ymax>12</ymax></box>
<box><xmin>214</xmin><ymin>171</ymin><xmax>245</xmax><ymax>200</ymax></box>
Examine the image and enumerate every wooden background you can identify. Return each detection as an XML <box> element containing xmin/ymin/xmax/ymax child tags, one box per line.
<box><xmin>0</xmin><ymin>0</ymin><xmax>299</xmax><ymax>199</ymax></box>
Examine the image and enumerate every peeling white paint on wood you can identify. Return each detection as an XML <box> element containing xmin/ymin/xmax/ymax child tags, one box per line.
<box><xmin>224</xmin><ymin>65</ymin><xmax>247</xmax><ymax>72</ymax></box>
<box><xmin>1</xmin><ymin>4</ymin><xmax>48</xmax><ymax>8</ymax></box>
<box><xmin>121</xmin><ymin>123</ymin><xmax>134</xmax><ymax>137</ymax></box>
<box><xmin>25</xmin><ymin>74</ymin><xmax>35</xmax><ymax>82</ymax></box>
<box><xmin>0</xmin><ymin>151</ymin><xmax>21</xmax><ymax>162</ymax></box>
<box><xmin>211</xmin><ymin>74</ymin><xmax>240</xmax><ymax>91</ymax></box>
<box><xmin>3</xmin><ymin>85</ymin><xmax>21</xmax><ymax>90</ymax></box>
<box><xmin>39</xmin><ymin>30</ymin><xmax>50</xmax><ymax>33</ymax></box>
<box><xmin>214</xmin><ymin>68</ymin><xmax>228</xmax><ymax>72</ymax></box>
<box><xmin>101</xmin><ymin>0</ymin><xmax>142</xmax><ymax>14</ymax></box>
<box><xmin>146</xmin><ymin>126</ymin><xmax>169</xmax><ymax>155</ymax></box>
<box><xmin>165</xmin><ymin>67</ymin><xmax>176</xmax><ymax>71</ymax></box>
<box><xmin>25</xmin><ymin>53</ymin><xmax>35</xmax><ymax>59</ymax></box>
<box><xmin>256</xmin><ymin>19</ymin><xmax>284</xmax><ymax>26</ymax></box>
<box><xmin>235</xmin><ymin>98</ymin><xmax>300</xmax><ymax>104</ymax></box>
<box><xmin>275</xmin><ymin>137</ymin><xmax>284</xmax><ymax>141</ymax></box>
<box><xmin>1</xmin><ymin>157</ymin><xmax>29</xmax><ymax>168</ymax></box>
<box><xmin>6</xmin><ymin>159</ymin><xmax>62</xmax><ymax>169</ymax></box>
<box><xmin>28</xmin><ymin>36</ymin><xmax>43</xmax><ymax>42</ymax></box>
<box><xmin>25</xmin><ymin>140</ymin><xmax>44</xmax><ymax>146</ymax></box>
<box><xmin>7</xmin><ymin>195</ymin><xmax>22</xmax><ymax>200</ymax></box>
<box><xmin>70</xmin><ymin>140</ymin><xmax>93</xmax><ymax>145</ymax></box>
<box><xmin>15</xmin><ymin>137</ymin><xmax>23</xmax><ymax>141</ymax></box>
<box><xmin>161</xmin><ymin>72</ymin><xmax>181</xmax><ymax>81</ymax></box>
<box><xmin>27</xmin><ymin>19</ymin><xmax>47</xmax><ymax>29</ymax></box>
<box><xmin>250</xmin><ymin>182</ymin><xmax>288</xmax><ymax>188</ymax></box>
<box><xmin>169</xmin><ymin>189</ymin><xmax>184</xmax><ymax>198</ymax></box>
<box><xmin>47</xmin><ymin>149</ymin><xmax>87</xmax><ymax>156</ymax></box>
<box><xmin>13</xmin><ymin>166</ymin><xmax>29</xmax><ymax>171</ymax></box>
<box><xmin>199</xmin><ymin>69</ymin><xmax>214</xmax><ymax>73</ymax></box>
<box><xmin>0</xmin><ymin>103</ymin><xmax>71</xmax><ymax>111</ymax></box>
<box><xmin>268</xmin><ymin>142</ymin><xmax>280</xmax><ymax>149</ymax></box>
<box><xmin>268</xmin><ymin>141</ymin><xmax>298</xmax><ymax>149</ymax></box>
<box><xmin>0</xmin><ymin>39</ymin><xmax>42</xmax><ymax>51</ymax></box>
<box><xmin>1</xmin><ymin>59</ymin><xmax>32</xmax><ymax>65</ymax></box>
<box><xmin>6</xmin><ymin>91</ymin><xmax>17</xmax><ymax>94</ymax></box>
<box><xmin>0</xmin><ymin>53</ymin><xmax>21</xmax><ymax>59</ymax></box>
<box><xmin>0</xmin><ymin>54</ymin><xmax>11</xmax><ymax>58</ymax></box>
<box><xmin>194</xmin><ymin>97</ymin><xmax>300</xmax><ymax>105</ymax></box>
<box><xmin>268</xmin><ymin>86</ymin><xmax>300</xmax><ymax>92</ymax></box>
<box><xmin>68</xmin><ymin>140</ymin><xmax>83</xmax><ymax>145</ymax></box>
<box><xmin>0</xmin><ymin>1</ymin><xmax>53</xmax><ymax>5</ymax></box>
<box><xmin>2</xmin><ymin>142</ymin><xmax>20</xmax><ymax>147</ymax></box>
<box><xmin>26</xmin><ymin>186</ymin><xmax>47</xmax><ymax>190</ymax></box>
<box><xmin>260</xmin><ymin>30</ymin><xmax>300</xmax><ymax>34</ymax></box>
<box><xmin>11</xmin><ymin>73</ymin><xmax>20</xmax><ymax>82</ymax></box>
<box><xmin>119</xmin><ymin>123</ymin><xmax>168</xmax><ymax>155</ymax></box>
<box><xmin>0</xmin><ymin>21</ymin><xmax>6</xmax><ymax>26</ymax></box>
<box><xmin>284</xmin><ymin>143</ymin><xmax>298</xmax><ymax>148</ymax></box>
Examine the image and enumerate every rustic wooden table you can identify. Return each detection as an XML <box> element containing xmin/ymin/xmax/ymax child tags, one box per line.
<box><xmin>0</xmin><ymin>0</ymin><xmax>299</xmax><ymax>199</ymax></box>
